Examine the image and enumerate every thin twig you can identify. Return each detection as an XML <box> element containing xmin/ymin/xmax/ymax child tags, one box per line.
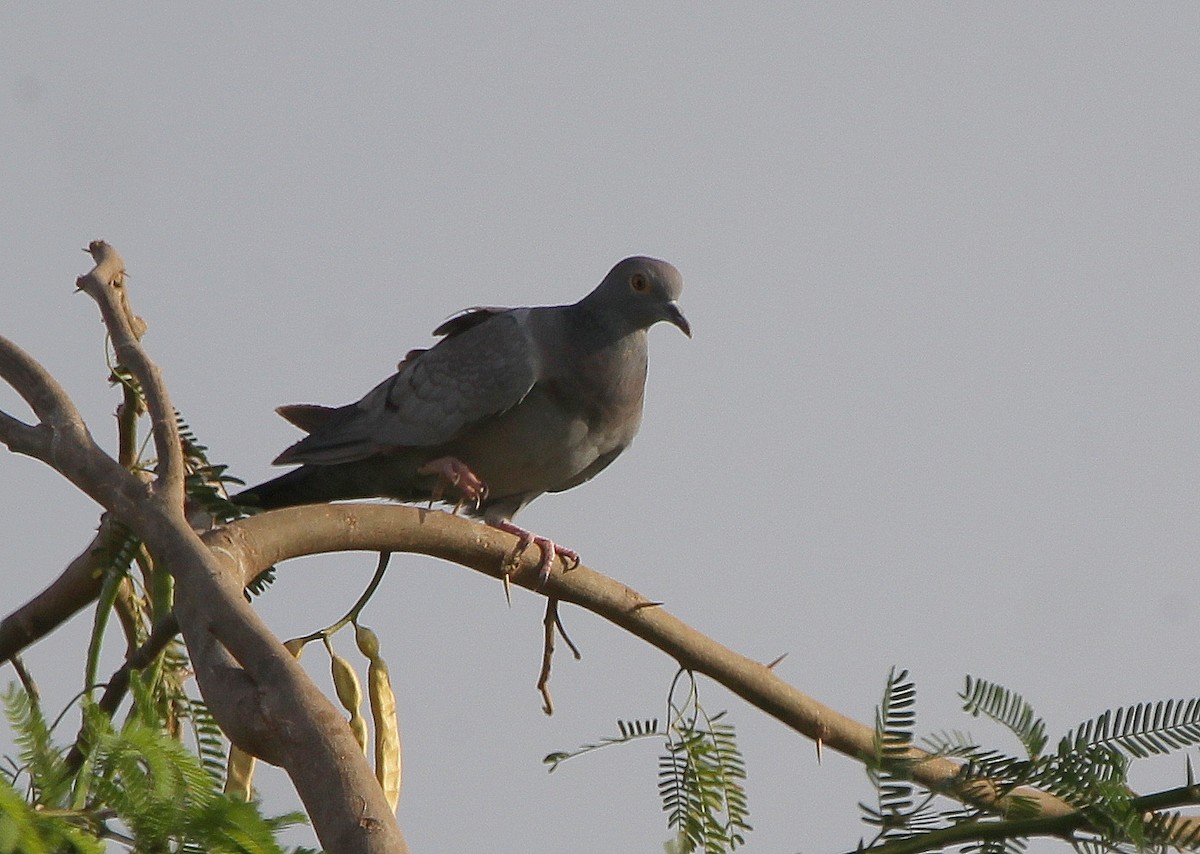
<box><xmin>287</xmin><ymin>552</ymin><xmax>392</xmax><ymax>648</ymax></box>
<box><xmin>537</xmin><ymin>597</ymin><xmax>558</xmax><ymax>716</ymax></box>
<box><xmin>553</xmin><ymin>608</ymin><xmax>581</xmax><ymax>660</ymax></box>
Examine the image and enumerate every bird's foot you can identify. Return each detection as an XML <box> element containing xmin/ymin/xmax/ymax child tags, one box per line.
<box><xmin>417</xmin><ymin>456</ymin><xmax>488</xmax><ymax>513</ymax></box>
<box><xmin>491</xmin><ymin>519</ymin><xmax>580</xmax><ymax>588</ymax></box>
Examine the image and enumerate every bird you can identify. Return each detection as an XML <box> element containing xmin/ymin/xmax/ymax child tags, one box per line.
<box><xmin>236</xmin><ymin>256</ymin><xmax>690</xmax><ymax>584</ymax></box>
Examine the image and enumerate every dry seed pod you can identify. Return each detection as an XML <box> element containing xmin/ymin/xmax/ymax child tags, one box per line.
<box><xmin>349</xmin><ymin>710</ymin><xmax>370</xmax><ymax>752</ymax></box>
<box><xmin>283</xmin><ymin>637</ymin><xmax>307</xmax><ymax>658</ymax></box>
<box><xmin>224</xmin><ymin>745</ymin><xmax>256</xmax><ymax>799</ymax></box>
<box><xmin>328</xmin><ymin>643</ymin><xmax>369</xmax><ymax>752</ymax></box>
<box><xmin>329</xmin><ymin>646</ymin><xmax>363</xmax><ymax>711</ymax></box>
<box><xmin>368</xmin><ymin>659</ymin><xmax>402</xmax><ymax>810</ymax></box>
<box><xmin>354</xmin><ymin>623</ymin><xmax>380</xmax><ymax>658</ymax></box>
<box><xmin>357</xmin><ymin>625</ymin><xmax>402</xmax><ymax>810</ymax></box>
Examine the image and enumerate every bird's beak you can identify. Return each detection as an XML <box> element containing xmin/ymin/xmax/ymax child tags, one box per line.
<box><xmin>664</xmin><ymin>302</ymin><xmax>692</xmax><ymax>337</ymax></box>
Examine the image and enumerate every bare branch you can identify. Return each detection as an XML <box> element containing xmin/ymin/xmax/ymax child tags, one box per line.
<box><xmin>0</xmin><ymin>328</ymin><xmax>147</xmax><ymax>520</ymax></box>
<box><xmin>0</xmin><ymin>334</ymin><xmax>84</xmax><ymax>430</ymax></box>
<box><xmin>211</xmin><ymin>504</ymin><xmax>1080</xmax><ymax>822</ymax></box>
<box><xmin>74</xmin><ymin>240</ymin><xmax>184</xmax><ymax>504</ymax></box>
<box><xmin>0</xmin><ymin>334</ymin><xmax>89</xmax><ymax>463</ymax></box>
<box><xmin>115</xmin><ymin>482</ymin><xmax>408</xmax><ymax>852</ymax></box>
<box><xmin>0</xmin><ymin>409</ymin><xmax>50</xmax><ymax>459</ymax></box>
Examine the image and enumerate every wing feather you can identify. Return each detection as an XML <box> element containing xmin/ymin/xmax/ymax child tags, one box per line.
<box><xmin>273</xmin><ymin>310</ymin><xmax>537</xmax><ymax>465</ymax></box>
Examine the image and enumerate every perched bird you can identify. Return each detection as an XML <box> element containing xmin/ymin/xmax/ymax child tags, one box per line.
<box><xmin>236</xmin><ymin>256</ymin><xmax>690</xmax><ymax>583</ymax></box>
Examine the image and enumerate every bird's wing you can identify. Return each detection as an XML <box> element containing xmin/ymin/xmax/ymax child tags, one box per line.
<box><xmin>274</xmin><ymin>309</ymin><xmax>538</xmax><ymax>465</ymax></box>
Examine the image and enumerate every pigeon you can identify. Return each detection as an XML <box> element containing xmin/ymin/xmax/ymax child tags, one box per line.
<box><xmin>236</xmin><ymin>256</ymin><xmax>690</xmax><ymax>584</ymax></box>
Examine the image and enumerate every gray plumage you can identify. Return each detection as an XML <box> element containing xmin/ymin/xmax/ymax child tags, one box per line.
<box><xmin>237</xmin><ymin>257</ymin><xmax>690</xmax><ymax>531</ymax></box>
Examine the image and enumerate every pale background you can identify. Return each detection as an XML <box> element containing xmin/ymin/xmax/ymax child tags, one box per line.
<box><xmin>2</xmin><ymin>5</ymin><xmax>1198</xmax><ymax>852</ymax></box>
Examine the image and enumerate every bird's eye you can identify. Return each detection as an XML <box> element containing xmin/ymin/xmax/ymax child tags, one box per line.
<box><xmin>630</xmin><ymin>273</ymin><xmax>648</xmax><ymax>292</ymax></box>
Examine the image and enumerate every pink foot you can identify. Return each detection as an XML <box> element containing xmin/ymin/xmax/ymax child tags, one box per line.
<box><xmin>491</xmin><ymin>519</ymin><xmax>580</xmax><ymax>586</ymax></box>
<box><xmin>417</xmin><ymin>456</ymin><xmax>488</xmax><ymax>511</ymax></box>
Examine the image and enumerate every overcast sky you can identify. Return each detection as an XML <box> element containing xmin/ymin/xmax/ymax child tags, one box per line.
<box><xmin>3</xmin><ymin>5</ymin><xmax>1199</xmax><ymax>852</ymax></box>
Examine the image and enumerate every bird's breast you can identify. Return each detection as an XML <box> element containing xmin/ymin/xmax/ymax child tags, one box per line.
<box><xmin>444</xmin><ymin>338</ymin><xmax>648</xmax><ymax>501</ymax></box>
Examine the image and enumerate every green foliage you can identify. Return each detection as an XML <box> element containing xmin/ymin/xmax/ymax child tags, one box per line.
<box><xmin>960</xmin><ymin>675</ymin><xmax>1048</xmax><ymax>758</ymax></box>
<box><xmin>543</xmin><ymin>718</ymin><xmax>661</xmax><ymax>771</ymax></box>
<box><xmin>172</xmin><ymin>410</ymin><xmax>281</xmax><ymax>596</ymax></box>
<box><xmin>0</xmin><ymin>780</ymin><xmax>103</xmax><ymax>854</ymax></box>
<box><xmin>3</xmin><ymin>685</ymin><xmax>75</xmax><ymax>820</ymax></box>
<box><xmin>2</xmin><ymin>683</ymin><xmax>306</xmax><ymax>853</ymax></box>
<box><xmin>546</xmin><ymin>669</ymin><xmax>750</xmax><ymax>853</ymax></box>
<box><xmin>184</xmin><ymin>695</ymin><xmax>230</xmax><ymax>786</ymax></box>
<box><xmin>176</xmin><ymin>412</ymin><xmax>250</xmax><ymax>527</ymax></box>
<box><xmin>857</xmin><ymin>671</ymin><xmax>1200</xmax><ymax>854</ymax></box>
<box><xmin>860</xmin><ymin>669</ymin><xmax>941</xmax><ymax>841</ymax></box>
<box><xmin>1064</xmin><ymin>698</ymin><xmax>1200</xmax><ymax>760</ymax></box>
<box><xmin>658</xmin><ymin>705</ymin><xmax>750</xmax><ymax>854</ymax></box>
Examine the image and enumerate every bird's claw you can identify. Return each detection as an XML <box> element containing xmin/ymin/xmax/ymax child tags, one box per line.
<box><xmin>417</xmin><ymin>456</ymin><xmax>488</xmax><ymax>513</ymax></box>
<box><xmin>492</xmin><ymin>520</ymin><xmax>579</xmax><ymax>587</ymax></box>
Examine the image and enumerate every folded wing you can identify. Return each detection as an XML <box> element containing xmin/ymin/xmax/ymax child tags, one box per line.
<box><xmin>273</xmin><ymin>309</ymin><xmax>538</xmax><ymax>465</ymax></box>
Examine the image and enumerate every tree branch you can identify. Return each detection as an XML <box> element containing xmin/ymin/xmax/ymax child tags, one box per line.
<box><xmin>74</xmin><ymin>241</ymin><xmax>184</xmax><ymax>505</ymax></box>
<box><xmin>0</xmin><ymin>243</ymin><xmax>408</xmax><ymax>854</ymax></box>
<box><xmin>0</xmin><ymin>333</ymin><xmax>84</xmax><ymax>431</ymax></box>
<box><xmin>848</xmin><ymin>782</ymin><xmax>1200</xmax><ymax>854</ymax></box>
<box><xmin>208</xmin><ymin>505</ymin><xmax>1072</xmax><ymax>820</ymax></box>
<box><xmin>0</xmin><ymin>515</ymin><xmax>123</xmax><ymax>665</ymax></box>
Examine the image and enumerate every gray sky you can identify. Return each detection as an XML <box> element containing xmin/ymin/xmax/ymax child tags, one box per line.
<box><xmin>3</xmin><ymin>5</ymin><xmax>1199</xmax><ymax>852</ymax></box>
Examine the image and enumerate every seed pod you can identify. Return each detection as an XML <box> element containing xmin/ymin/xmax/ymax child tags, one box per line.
<box><xmin>283</xmin><ymin>637</ymin><xmax>307</xmax><ymax>659</ymax></box>
<box><xmin>356</xmin><ymin>625</ymin><xmax>402</xmax><ymax>811</ymax></box>
<box><xmin>354</xmin><ymin>623</ymin><xmax>380</xmax><ymax>658</ymax></box>
<box><xmin>224</xmin><ymin>745</ymin><xmax>256</xmax><ymax>799</ymax></box>
<box><xmin>349</xmin><ymin>710</ymin><xmax>370</xmax><ymax>752</ymax></box>
<box><xmin>328</xmin><ymin>642</ymin><xmax>368</xmax><ymax>752</ymax></box>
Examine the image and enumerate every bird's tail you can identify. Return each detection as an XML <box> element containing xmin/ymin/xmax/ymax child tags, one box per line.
<box><xmin>234</xmin><ymin>467</ymin><xmax>336</xmax><ymax>510</ymax></box>
<box><xmin>234</xmin><ymin>456</ymin><xmax>429</xmax><ymax>511</ymax></box>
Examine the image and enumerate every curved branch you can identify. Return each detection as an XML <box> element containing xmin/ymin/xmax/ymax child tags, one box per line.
<box><xmin>0</xmin><ymin>329</ymin><xmax>147</xmax><ymax>521</ymax></box>
<box><xmin>0</xmin><ymin>333</ymin><xmax>84</xmax><ymax>431</ymax></box>
<box><xmin>209</xmin><ymin>505</ymin><xmax>1075</xmax><ymax>820</ymax></box>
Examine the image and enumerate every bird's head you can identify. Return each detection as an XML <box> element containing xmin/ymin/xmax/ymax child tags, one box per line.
<box><xmin>586</xmin><ymin>256</ymin><xmax>691</xmax><ymax>337</ymax></box>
